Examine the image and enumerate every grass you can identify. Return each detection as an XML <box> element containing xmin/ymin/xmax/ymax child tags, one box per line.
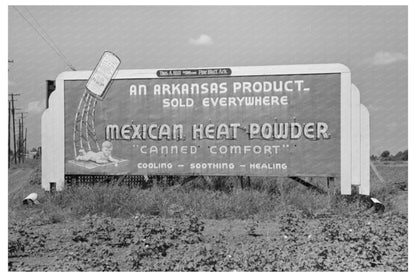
<box><xmin>9</xmin><ymin>160</ymin><xmax>407</xmax><ymax>224</ymax></box>
<box><xmin>11</xmin><ymin>179</ymin><xmax>363</xmax><ymax>223</ymax></box>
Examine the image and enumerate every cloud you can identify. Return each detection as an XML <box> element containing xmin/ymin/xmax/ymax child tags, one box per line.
<box><xmin>27</xmin><ymin>101</ymin><xmax>44</xmax><ymax>114</ymax></box>
<box><xmin>369</xmin><ymin>51</ymin><xmax>407</xmax><ymax>66</ymax></box>
<box><xmin>189</xmin><ymin>34</ymin><xmax>213</xmax><ymax>46</ymax></box>
<box><xmin>9</xmin><ymin>80</ymin><xmax>16</xmax><ymax>87</ymax></box>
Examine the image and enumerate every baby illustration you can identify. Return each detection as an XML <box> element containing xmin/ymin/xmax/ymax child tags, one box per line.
<box><xmin>76</xmin><ymin>141</ymin><xmax>119</xmax><ymax>164</ymax></box>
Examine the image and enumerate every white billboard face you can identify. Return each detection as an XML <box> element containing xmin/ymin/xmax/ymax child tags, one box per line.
<box><xmin>42</xmin><ymin>64</ymin><xmax>362</xmax><ymax>194</ymax></box>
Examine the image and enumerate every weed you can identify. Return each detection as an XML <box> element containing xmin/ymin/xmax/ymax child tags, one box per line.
<box><xmin>245</xmin><ymin>217</ymin><xmax>260</xmax><ymax>236</ymax></box>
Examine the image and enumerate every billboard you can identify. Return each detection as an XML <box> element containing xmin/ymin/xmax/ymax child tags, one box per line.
<box><xmin>63</xmin><ymin>68</ymin><xmax>342</xmax><ymax>177</ymax></box>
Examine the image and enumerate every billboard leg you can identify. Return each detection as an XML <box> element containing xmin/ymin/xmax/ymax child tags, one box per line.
<box><xmin>326</xmin><ymin>177</ymin><xmax>335</xmax><ymax>208</ymax></box>
<box><xmin>238</xmin><ymin>176</ymin><xmax>244</xmax><ymax>190</ymax></box>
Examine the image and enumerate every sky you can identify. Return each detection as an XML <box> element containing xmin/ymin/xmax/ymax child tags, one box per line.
<box><xmin>8</xmin><ymin>5</ymin><xmax>408</xmax><ymax>155</ymax></box>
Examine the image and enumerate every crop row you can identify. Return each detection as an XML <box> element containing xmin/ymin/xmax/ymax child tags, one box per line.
<box><xmin>8</xmin><ymin>209</ymin><xmax>407</xmax><ymax>271</ymax></box>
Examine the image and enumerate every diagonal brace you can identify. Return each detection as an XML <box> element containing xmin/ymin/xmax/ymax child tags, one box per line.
<box><xmin>289</xmin><ymin>176</ymin><xmax>326</xmax><ymax>194</ymax></box>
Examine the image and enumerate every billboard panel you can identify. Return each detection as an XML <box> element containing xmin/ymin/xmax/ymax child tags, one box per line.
<box><xmin>64</xmin><ymin>69</ymin><xmax>341</xmax><ymax>177</ymax></box>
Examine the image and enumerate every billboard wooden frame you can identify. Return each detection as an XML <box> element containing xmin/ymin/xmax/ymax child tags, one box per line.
<box><xmin>42</xmin><ymin>64</ymin><xmax>353</xmax><ymax>193</ymax></box>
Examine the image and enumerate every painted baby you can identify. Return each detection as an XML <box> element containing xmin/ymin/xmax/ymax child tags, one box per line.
<box><xmin>76</xmin><ymin>141</ymin><xmax>119</xmax><ymax>164</ymax></box>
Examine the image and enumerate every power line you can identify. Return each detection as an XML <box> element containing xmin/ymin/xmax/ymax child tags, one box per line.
<box><xmin>22</xmin><ymin>7</ymin><xmax>76</xmax><ymax>71</ymax></box>
<box><xmin>13</xmin><ymin>6</ymin><xmax>76</xmax><ymax>71</ymax></box>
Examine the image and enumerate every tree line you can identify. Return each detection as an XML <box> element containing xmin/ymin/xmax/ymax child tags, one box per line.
<box><xmin>371</xmin><ymin>150</ymin><xmax>408</xmax><ymax>161</ymax></box>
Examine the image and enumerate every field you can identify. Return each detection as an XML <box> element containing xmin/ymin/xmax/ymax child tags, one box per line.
<box><xmin>8</xmin><ymin>160</ymin><xmax>408</xmax><ymax>271</ymax></box>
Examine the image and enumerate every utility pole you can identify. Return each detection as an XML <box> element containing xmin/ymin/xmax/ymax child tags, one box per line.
<box><xmin>24</xmin><ymin>128</ymin><xmax>27</xmax><ymax>163</ymax></box>
<box><xmin>8</xmin><ymin>101</ymin><xmax>11</xmax><ymax>168</ymax></box>
<box><xmin>9</xmin><ymin>94</ymin><xmax>20</xmax><ymax>164</ymax></box>
<box><xmin>17</xmin><ymin>112</ymin><xmax>27</xmax><ymax>163</ymax></box>
<box><xmin>13</xmin><ymin>108</ymin><xmax>22</xmax><ymax>163</ymax></box>
<box><xmin>8</xmin><ymin>59</ymin><xmax>14</xmax><ymax>166</ymax></box>
<box><xmin>18</xmin><ymin>118</ymin><xmax>22</xmax><ymax>163</ymax></box>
